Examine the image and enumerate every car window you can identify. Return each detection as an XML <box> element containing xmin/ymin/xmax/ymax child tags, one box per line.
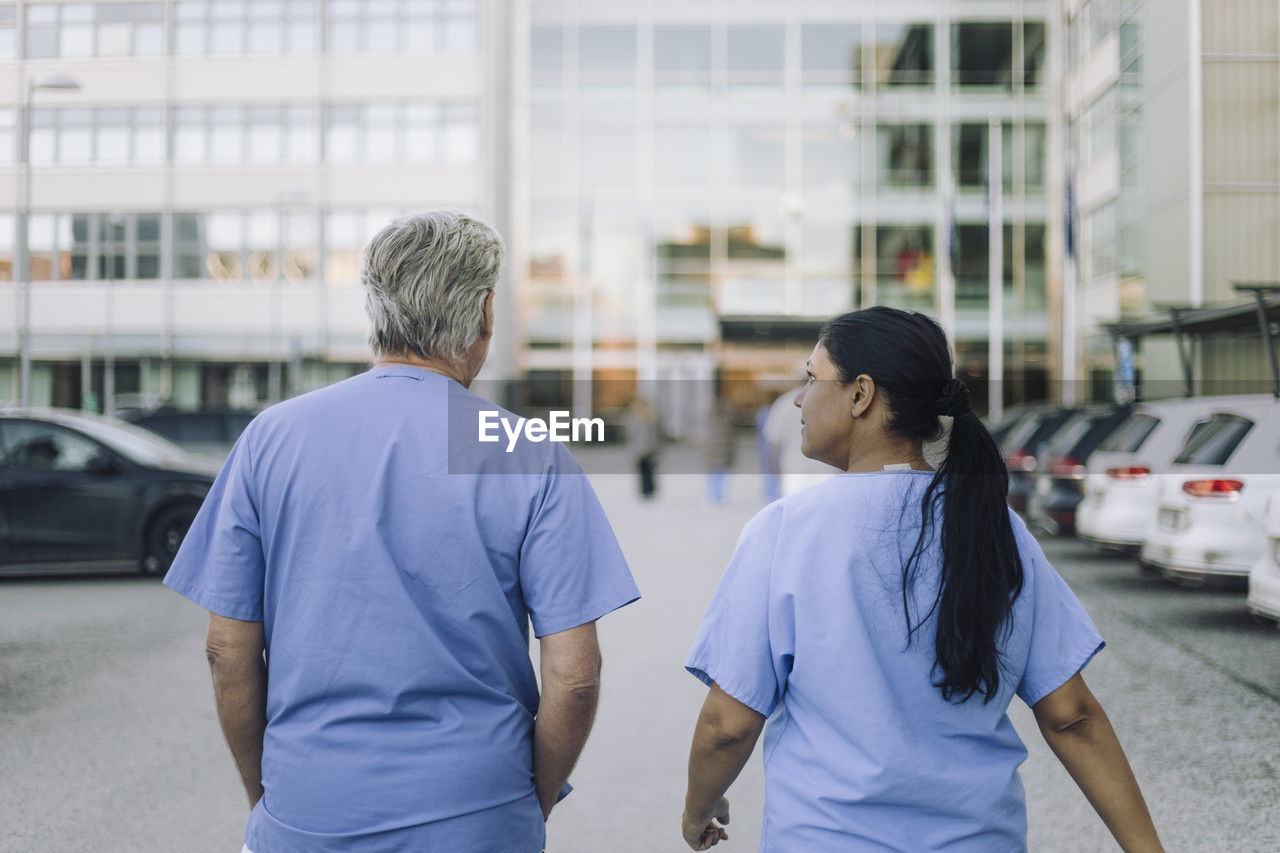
<box><xmin>0</xmin><ymin>420</ymin><xmax>104</xmax><ymax>472</ymax></box>
<box><xmin>69</xmin><ymin>417</ymin><xmax>191</xmax><ymax>468</ymax></box>
<box><xmin>1003</xmin><ymin>412</ymin><xmax>1046</xmax><ymax>450</ymax></box>
<box><xmin>1045</xmin><ymin>414</ymin><xmax>1094</xmax><ymax>454</ymax></box>
<box><xmin>1172</xmin><ymin>414</ymin><xmax>1254</xmax><ymax>465</ymax></box>
<box><xmin>1100</xmin><ymin>413</ymin><xmax>1160</xmax><ymax>452</ymax></box>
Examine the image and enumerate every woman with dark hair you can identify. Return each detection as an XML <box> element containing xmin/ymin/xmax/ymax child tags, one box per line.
<box><xmin>681</xmin><ymin>307</ymin><xmax>1162</xmax><ymax>852</ymax></box>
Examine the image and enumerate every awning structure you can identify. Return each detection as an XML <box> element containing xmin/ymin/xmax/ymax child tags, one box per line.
<box><xmin>1101</xmin><ymin>284</ymin><xmax>1280</xmax><ymax>398</ymax></box>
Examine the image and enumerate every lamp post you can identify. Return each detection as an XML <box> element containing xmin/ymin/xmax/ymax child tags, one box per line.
<box><xmin>17</xmin><ymin>74</ymin><xmax>81</xmax><ymax>407</ymax></box>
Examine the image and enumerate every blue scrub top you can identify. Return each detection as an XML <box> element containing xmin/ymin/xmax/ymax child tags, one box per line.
<box><xmin>165</xmin><ymin>365</ymin><xmax>639</xmax><ymax>852</ymax></box>
<box><xmin>686</xmin><ymin>471</ymin><xmax>1104</xmax><ymax>852</ymax></box>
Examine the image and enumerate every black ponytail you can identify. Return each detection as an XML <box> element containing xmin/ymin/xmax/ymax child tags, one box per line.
<box><xmin>819</xmin><ymin>307</ymin><xmax>1023</xmax><ymax>704</ymax></box>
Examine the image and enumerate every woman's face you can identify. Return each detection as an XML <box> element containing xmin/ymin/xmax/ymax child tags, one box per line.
<box><xmin>794</xmin><ymin>344</ymin><xmax>853</xmax><ymax>469</ymax></box>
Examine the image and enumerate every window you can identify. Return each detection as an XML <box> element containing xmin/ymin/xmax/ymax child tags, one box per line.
<box><xmin>1172</xmin><ymin>415</ymin><xmax>1253</xmax><ymax>466</ymax></box>
<box><xmin>531</xmin><ymin>26</ymin><xmax>564</xmax><ymax>87</ymax></box>
<box><xmin>1024</xmin><ymin>22</ymin><xmax>1047</xmax><ymax>86</ymax></box>
<box><xmin>0</xmin><ymin>5</ymin><xmax>15</xmax><ymax>59</ymax></box>
<box><xmin>327</xmin><ymin>100</ymin><xmax>475</xmax><ymax>165</ymax></box>
<box><xmin>654</xmin><ymin>26</ymin><xmax>710</xmax><ymax>87</ymax></box>
<box><xmin>877</xmin><ymin>226</ymin><xmax>935</xmax><ymax>308</ymax></box>
<box><xmin>25</xmin><ymin>2</ymin><xmax>163</xmax><ymax>59</ymax></box>
<box><xmin>728</xmin><ymin>125</ymin><xmax>785</xmax><ymax>187</ymax></box>
<box><xmin>29</xmin><ymin>107</ymin><xmax>167</xmax><ymax>166</ymax></box>
<box><xmin>802</xmin><ymin>23</ymin><xmax>861</xmax><ymax>88</ymax></box>
<box><xmin>952</xmin><ymin>22</ymin><xmax>1013</xmax><ymax>87</ymax></box>
<box><xmin>1101</xmin><ymin>413</ymin><xmax>1160</xmax><ymax>452</ymax></box>
<box><xmin>579</xmin><ymin>26</ymin><xmax>636</xmax><ymax>86</ymax></box>
<box><xmin>727</xmin><ymin>25</ymin><xmax>784</xmax><ymax>86</ymax></box>
<box><xmin>802</xmin><ymin>122</ymin><xmax>860</xmax><ymax>190</ymax></box>
<box><xmin>877</xmin><ymin>124</ymin><xmax>933</xmax><ymax>187</ymax></box>
<box><xmin>27</xmin><ymin>212</ymin><xmax>168</xmax><ymax>282</ymax></box>
<box><xmin>874</xmin><ymin>23</ymin><xmax>933</xmax><ymax>87</ymax></box>
<box><xmin>0</xmin><ymin>421</ymin><xmax>103</xmax><ymax>471</ymax></box>
<box><xmin>180</xmin><ymin>0</ymin><xmax>317</xmax><ymax>56</ymax></box>
<box><xmin>1087</xmin><ymin>202</ymin><xmax>1117</xmax><ymax>278</ymax></box>
<box><xmin>654</xmin><ymin>122</ymin><xmax>713</xmax><ymax>189</ymax></box>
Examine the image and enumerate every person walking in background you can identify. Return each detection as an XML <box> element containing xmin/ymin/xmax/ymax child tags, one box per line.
<box><xmin>627</xmin><ymin>394</ymin><xmax>662</xmax><ymax>499</ymax></box>
<box><xmin>165</xmin><ymin>211</ymin><xmax>639</xmax><ymax>853</ymax></box>
<box><xmin>702</xmin><ymin>393</ymin><xmax>738</xmax><ymax>506</ymax></box>
<box><xmin>762</xmin><ymin>374</ymin><xmax>837</xmax><ymax>496</ymax></box>
<box><xmin>753</xmin><ymin>402</ymin><xmax>781</xmax><ymax>504</ymax></box>
<box><xmin>681</xmin><ymin>307</ymin><xmax>1162</xmax><ymax>852</ymax></box>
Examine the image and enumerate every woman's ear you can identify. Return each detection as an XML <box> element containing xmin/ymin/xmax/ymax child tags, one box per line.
<box><xmin>849</xmin><ymin>374</ymin><xmax>876</xmax><ymax>418</ymax></box>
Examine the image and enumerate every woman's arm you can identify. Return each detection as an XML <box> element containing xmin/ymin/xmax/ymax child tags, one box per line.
<box><xmin>682</xmin><ymin>683</ymin><xmax>767</xmax><ymax>850</ymax></box>
<box><xmin>1032</xmin><ymin>673</ymin><xmax>1164</xmax><ymax>853</ymax></box>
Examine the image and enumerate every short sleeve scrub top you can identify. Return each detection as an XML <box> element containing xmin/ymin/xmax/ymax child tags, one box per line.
<box><xmin>686</xmin><ymin>471</ymin><xmax>1104</xmax><ymax>852</ymax></box>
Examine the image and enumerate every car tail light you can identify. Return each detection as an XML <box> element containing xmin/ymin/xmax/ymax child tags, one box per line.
<box><xmin>1006</xmin><ymin>450</ymin><xmax>1038</xmax><ymax>472</ymax></box>
<box><xmin>1050</xmin><ymin>456</ymin><xmax>1088</xmax><ymax>480</ymax></box>
<box><xmin>1106</xmin><ymin>466</ymin><xmax>1151</xmax><ymax>481</ymax></box>
<box><xmin>1181</xmin><ymin>479</ymin><xmax>1244</xmax><ymax>499</ymax></box>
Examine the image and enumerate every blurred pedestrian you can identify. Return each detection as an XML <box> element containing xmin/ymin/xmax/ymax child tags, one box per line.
<box><xmin>628</xmin><ymin>395</ymin><xmax>662</xmax><ymax>499</ymax></box>
<box><xmin>681</xmin><ymin>307</ymin><xmax>1162</xmax><ymax>853</ymax></box>
<box><xmin>703</xmin><ymin>394</ymin><xmax>737</xmax><ymax>505</ymax></box>
<box><xmin>754</xmin><ymin>402</ymin><xmax>781</xmax><ymax>503</ymax></box>
<box><xmin>165</xmin><ymin>211</ymin><xmax>639</xmax><ymax>853</ymax></box>
<box><xmin>762</xmin><ymin>378</ymin><xmax>838</xmax><ymax>496</ymax></box>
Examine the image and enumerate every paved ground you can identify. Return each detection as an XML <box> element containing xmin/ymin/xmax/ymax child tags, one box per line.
<box><xmin>2</xmin><ymin>446</ymin><xmax>1278</xmax><ymax>851</ymax></box>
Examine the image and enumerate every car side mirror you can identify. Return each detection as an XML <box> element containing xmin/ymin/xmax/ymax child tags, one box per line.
<box><xmin>85</xmin><ymin>453</ymin><xmax>118</xmax><ymax>475</ymax></box>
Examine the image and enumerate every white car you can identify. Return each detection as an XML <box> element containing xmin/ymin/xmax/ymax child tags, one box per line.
<box><xmin>1076</xmin><ymin>395</ymin><xmax>1270</xmax><ymax>551</ymax></box>
<box><xmin>1140</xmin><ymin>398</ymin><xmax>1280</xmax><ymax>582</ymax></box>
<box><xmin>1246</xmin><ymin>489</ymin><xmax>1280</xmax><ymax>624</ymax></box>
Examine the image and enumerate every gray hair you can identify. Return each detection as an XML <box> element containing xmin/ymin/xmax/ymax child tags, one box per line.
<box><xmin>362</xmin><ymin>211</ymin><xmax>504</xmax><ymax>362</ymax></box>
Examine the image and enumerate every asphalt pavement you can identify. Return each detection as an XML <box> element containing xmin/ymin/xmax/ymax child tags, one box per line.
<box><xmin>2</xmin><ymin>445</ymin><xmax>1278</xmax><ymax>851</ymax></box>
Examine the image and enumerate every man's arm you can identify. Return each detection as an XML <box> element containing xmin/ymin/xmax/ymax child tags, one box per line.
<box><xmin>205</xmin><ymin>613</ymin><xmax>268</xmax><ymax>808</ymax></box>
<box><xmin>533</xmin><ymin>621</ymin><xmax>602</xmax><ymax>819</ymax></box>
<box><xmin>1033</xmin><ymin>673</ymin><xmax>1164</xmax><ymax>853</ymax></box>
<box><xmin>683</xmin><ymin>683</ymin><xmax>766</xmax><ymax>850</ymax></box>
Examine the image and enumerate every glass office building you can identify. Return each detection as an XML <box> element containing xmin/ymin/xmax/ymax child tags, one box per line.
<box><xmin>522</xmin><ymin>0</ymin><xmax>1051</xmax><ymax>424</ymax></box>
<box><xmin>0</xmin><ymin>0</ymin><xmax>502</xmax><ymax>411</ymax></box>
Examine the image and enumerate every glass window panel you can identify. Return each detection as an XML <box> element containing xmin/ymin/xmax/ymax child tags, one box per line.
<box><xmin>1024</xmin><ymin>123</ymin><xmax>1046</xmax><ymax>189</ymax></box>
<box><xmin>404</xmin><ymin>127</ymin><xmax>436</xmax><ymax>163</ymax></box>
<box><xmin>98</xmin><ymin>21</ymin><xmax>132</xmax><ymax>55</ymax></box>
<box><xmin>877</xmin><ymin>225</ymin><xmax>935</xmax><ymax>307</ymax></box>
<box><xmin>801</xmin><ymin>222</ymin><xmax>855</xmax><ymax>274</ymax></box>
<box><xmin>366</xmin><ymin>126</ymin><xmax>397</xmax><ymax>162</ymax></box>
<box><xmin>208</xmin><ymin>212</ymin><xmax>242</xmax><ymax>248</ymax></box>
<box><xmin>175</xmin><ymin>23</ymin><xmax>205</xmax><ymax>54</ymax></box>
<box><xmin>580</xmin><ymin>123</ymin><xmax>635</xmax><ymax>188</ymax></box>
<box><xmin>135</xmin><ymin>23</ymin><xmax>163</xmax><ymax>54</ymax></box>
<box><xmin>26</xmin><ymin>6</ymin><xmax>57</xmax><ymax>25</ymax></box>
<box><xmin>1023</xmin><ymin>22</ymin><xmax>1047</xmax><ymax>85</ymax></box>
<box><xmin>726</xmin><ymin>219</ymin><xmax>785</xmax><ymax>261</ymax></box>
<box><xmin>212</xmin><ymin>1</ymin><xmax>245</xmax><ymax>19</ymax></box>
<box><xmin>728</xmin><ymin>125</ymin><xmax>785</xmax><ymax>186</ymax></box>
<box><xmin>654</xmin><ymin>26</ymin><xmax>712</xmax><ymax>85</ymax></box>
<box><xmin>952</xmin><ymin>224</ymin><xmax>988</xmax><ymax>303</ymax></box>
<box><xmin>136</xmin><ymin>3</ymin><xmax>164</xmax><ymax>22</ymax></box>
<box><xmin>174</xmin><ymin>124</ymin><xmax>206</xmax><ymax>165</ymax></box>
<box><xmin>60</xmin><ymin>126</ymin><xmax>94</xmax><ymax>165</ymax></box>
<box><xmin>365</xmin><ymin>20</ymin><xmax>397</xmax><ymax>52</ymax></box>
<box><xmin>0</xmin><ymin>30</ymin><xmax>15</xmax><ymax>60</ymax></box>
<box><xmin>136</xmin><ymin>253</ymin><xmax>160</xmax><ymax>279</ymax></box>
<box><xmin>174</xmin><ymin>212</ymin><xmax>201</xmax><ymax>243</ymax></box>
<box><xmin>953</xmin><ymin>22</ymin><xmax>1013</xmax><ymax>87</ymax></box>
<box><xmin>328</xmin><ymin>125</ymin><xmax>360</xmax><ymax>163</ymax></box>
<box><xmin>210</xmin><ymin>124</ymin><xmax>242</xmax><ymax>164</ymax></box>
<box><xmin>727</xmin><ymin>26</ymin><xmax>784</xmax><ymax>83</ymax></box>
<box><xmin>251</xmin><ymin>1</ymin><xmax>285</xmax><ymax>18</ymax></box>
<box><xmin>442</xmin><ymin>20</ymin><xmax>474</xmax><ymax>52</ymax></box>
<box><xmin>30</xmin><ymin>128</ymin><xmax>56</xmax><ymax>165</ymax></box>
<box><xmin>249</xmin><ymin>21</ymin><xmax>283</xmax><ymax>53</ymax></box>
<box><xmin>248</xmin><ymin>125</ymin><xmax>282</xmax><ymax>164</ymax></box>
<box><xmin>578</xmin><ymin>26</ymin><xmax>636</xmax><ymax>86</ymax></box>
<box><xmin>443</xmin><ymin>122</ymin><xmax>477</xmax><ymax>163</ymax></box>
<box><xmin>287</xmin><ymin>21</ymin><xmax>316</xmax><ymax>52</ymax></box>
<box><xmin>654</xmin><ymin>123</ymin><xmax>712</xmax><ymax>188</ymax></box>
<box><xmin>328</xmin><ymin>21</ymin><xmax>358</xmax><ymax>52</ymax></box>
<box><xmin>802</xmin><ymin>23</ymin><xmax>862</xmax><ymax>86</ymax></box>
<box><xmin>97</xmin><ymin>125</ymin><xmax>131</xmax><ymax>163</ymax></box>
<box><xmin>97</xmin><ymin>3</ymin><xmax>134</xmax><ymax>22</ymax></box>
<box><xmin>877</xmin><ymin>124</ymin><xmax>934</xmax><ymax>186</ymax></box>
<box><xmin>405</xmin><ymin>20</ymin><xmax>434</xmax><ymax>52</ymax></box>
<box><xmin>176</xmin><ymin>2</ymin><xmax>206</xmax><ymax>21</ymax></box>
<box><xmin>211</xmin><ymin>21</ymin><xmax>243</xmax><ymax>54</ymax></box>
<box><xmin>62</xmin><ymin>23</ymin><xmax>94</xmax><ymax>56</ymax></box>
<box><xmin>26</xmin><ymin>25</ymin><xmax>58</xmax><ymax>59</ymax></box>
<box><xmin>286</xmin><ymin>126</ymin><xmax>318</xmax><ymax>163</ymax></box>
<box><xmin>135</xmin><ymin>215</ymin><xmax>160</xmax><ymax>242</ymax></box>
<box><xmin>531</xmin><ymin>26</ymin><xmax>564</xmax><ymax>87</ymax></box>
<box><xmin>802</xmin><ymin>123</ymin><xmax>860</xmax><ymax>189</ymax></box>
<box><xmin>874</xmin><ymin>23</ymin><xmax>933</xmax><ymax>86</ymax></box>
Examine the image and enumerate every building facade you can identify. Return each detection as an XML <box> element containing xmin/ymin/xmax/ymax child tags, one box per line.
<box><xmin>1060</xmin><ymin>0</ymin><xmax>1280</xmax><ymax>398</ymax></box>
<box><xmin>1</xmin><ymin>0</ymin><xmax>509</xmax><ymax>412</ymax></box>
<box><xmin>518</xmin><ymin>0</ymin><xmax>1052</xmax><ymax>428</ymax></box>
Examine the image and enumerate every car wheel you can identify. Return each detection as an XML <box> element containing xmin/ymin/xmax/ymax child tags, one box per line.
<box><xmin>143</xmin><ymin>504</ymin><xmax>198</xmax><ymax>576</ymax></box>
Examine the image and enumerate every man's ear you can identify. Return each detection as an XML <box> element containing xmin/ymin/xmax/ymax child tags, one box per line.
<box><xmin>478</xmin><ymin>290</ymin><xmax>495</xmax><ymax>341</ymax></box>
<box><xmin>849</xmin><ymin>374</ymin><xmax>876</xmax><ymax>418</ymax></box>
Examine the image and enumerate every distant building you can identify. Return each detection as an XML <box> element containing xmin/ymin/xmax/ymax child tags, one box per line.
<box><xmin>1058</xmin><ymin>0</ymin><xmax>1280</xmax><ymax>398</ymax></box>
<box><xmin>519</xmin><ymin>0</ymin><xmax>1053</xmax><ymax>426</ymax></box>
<box><xmin>1</xmin><ymin>0</ymin><xmax>509</xmax><ymax>412</ymax></box>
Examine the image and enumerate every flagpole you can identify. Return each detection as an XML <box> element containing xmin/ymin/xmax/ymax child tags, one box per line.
<box><xmin>988</xmin><ymin>116</ymin><xmax>1004</xmax><ymax>423</ymax></box>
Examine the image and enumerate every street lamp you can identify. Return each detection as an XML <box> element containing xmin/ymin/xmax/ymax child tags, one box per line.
<box><xmin>17</xmin><ymin>74</ymin><xmax>82</xmax><ymax>407</ymax></box>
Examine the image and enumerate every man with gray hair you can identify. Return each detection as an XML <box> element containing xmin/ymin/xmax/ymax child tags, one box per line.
<box><xmin>165</xmin><ymin>211</ymin><xmax>639</xmax><ymax>852</ymax></box>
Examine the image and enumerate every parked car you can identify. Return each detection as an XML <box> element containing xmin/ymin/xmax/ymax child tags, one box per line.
<box><xmin>1076</xmin><ymin>395</ymin><xmax>1268</xmax><ymax>552</ymax></box>
<box><xmin>1000</xmin><ymin>405</ymin><xmax>1079</xmax><ymax>514</ymax></box>
<box><xmin>0</xmin><ymin>409</ymin><xmax>218</xmax><ymax>576</ymax></box>
<box><xmin>1140</xmin><ymin>397</ymin><xmax>1280</xmax><ymax>583</ymax></box>
<box><xmin>1025</xmin><ymin>404</ymin><xmax>1134</xmax><ymax>534</ymax></box>
<box><xmin>987</xmin><ymin>405</ymin><xmax>1036</xmax><ymax>446</ymax></box>
<box><xmin>119</xmin><ymin>407</ymin><xmax>255</xmax><ymax>459</ymax></box>
<box><xmin>1246</xmin><ymin>487</ymin><xmax>1280</xmax><ymax>624</ymax></box>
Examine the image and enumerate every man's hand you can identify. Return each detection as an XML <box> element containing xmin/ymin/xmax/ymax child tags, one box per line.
<box><xmin>682</xmin><ymin>796</ymin><xmax>730</xmax><ymax>849</ymax></box>
<box><xmin>206</xmin><ymin>613</ymin><xmax>268</xmax><ymax>808</ymax></box>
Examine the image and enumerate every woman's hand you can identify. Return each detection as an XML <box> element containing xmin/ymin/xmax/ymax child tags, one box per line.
<box><xmin>682</xmin><ymin>797</ymin><xmax>731</xmax><ymax>849</ymax></box>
